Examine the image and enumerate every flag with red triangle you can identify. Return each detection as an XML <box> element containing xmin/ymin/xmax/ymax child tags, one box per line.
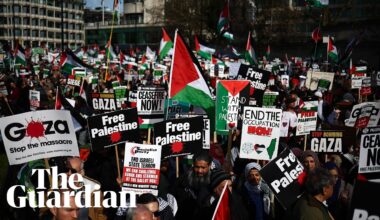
<box><xmin>212</xmin><ymin>181</ymin><xmax>231</xmax><ymax>220</ymax></box>
<box><xmin>311</xmin><ymin>27</ymin><xmax>322</xmax><ymax>43</ymax></box>
<box><xmin>217</xmin><ymin>1</ymin><xmax>230</xmax><ymax>35</ymax></box>
<box><xmin>169</xmin><ymin>30</ymin><xmax>215</xmax><ymax>127</ymax></box>
<box><xmin>245</xmin><ymin>32</ymin><xmax>258</xmax><ymax>65</ymax></box>
<box><xmin>159</xmin><ymin>28</ymin><xmax>173</xmax><ymax>60</ymax></box>
<box><xmin>328</xmin><ymin>36</ymin><xmax>338</xmax><ymax>63</ymax></box>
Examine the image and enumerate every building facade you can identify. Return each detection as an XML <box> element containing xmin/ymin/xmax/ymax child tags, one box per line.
<box><xmin>85</xmin><ymin>0</ymin><xmax>165</xmax><ymax>50</ymax></box>
<box><xmin>0</xmin><ymin>0</ymin><xmax>85</xmax><ymax>49</ymax></box>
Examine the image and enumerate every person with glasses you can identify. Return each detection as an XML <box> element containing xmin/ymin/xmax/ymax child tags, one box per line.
<box><xmin>325</xmin><ymin>162</ymin><xmax>353</xmax><ymax>220</ymax></box>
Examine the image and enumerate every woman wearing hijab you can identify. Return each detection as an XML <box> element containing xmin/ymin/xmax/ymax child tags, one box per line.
<box><xmin>242</xmin><ymin>162</ymin><xmax>273</xmax><ymax>220</ymax></box>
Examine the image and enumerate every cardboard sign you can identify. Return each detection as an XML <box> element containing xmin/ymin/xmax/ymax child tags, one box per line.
<box><xmin>263</xmin><ymin>91</ymin><xmax>279</xmax><ymax>108</ymax></box>
<box><xmin>236</xmin><ymin>64</ymin><xmax>270</xmax><ymax>106</ymax></box>
<box><xmin>29</xmin><ymin>90</ymin><xmax>40</xmax><ymax>111</ymax></box>
<box><xmin>91</xmin><ymin>93</ymin><xmax>117</xmax><ymax>111</ymax></box>
<box><xmin>305</xmin><ymin>71</ymin><xmax>334</xmax><ymax>91</ymax></box>
<box><xmin>122</xmin><ymin>143</ymin><xmax>162</xmax><ymax>196</ymax></box>
<box><xmin>259</xmin><ymin>148</ymin><xmax>304</xmax><ymax>209</ymax></box>
<box><xmin>349</xmin><ymin>180</ymin><xmax>380</xmax><ymax>220</ymax></box>
<box><xmin>0</xmin><ymin>110</ymin><xmax>79</xmax><ymax>165</ymax></box>
<box><xmin>240</xmin><ymin>107</ymin><xmax>282</xmax><ymax>160</ymax></box>
<box><xmin>345</xmin><ymin>102</ymin><xmax>380</xmax><ymax>128</ymax></box>
<box><xmin>216</xmin><ymin>80</ymin><xmax>250</xmax><ymax>134</ymax></box>
<box><xmin>154</xmin><ymin>117</ymin><xmax>203</xmax><ymax>159</ymax></box>
<box><xmin>137</xmin><ymin>87</ymin><xmax>166</xmax><ymax>129</ymax></box>
<box><xmin>359</xmin><ymin>127</ymin><xmax>380</xmax><ymax>173</ymax></box>
<box><xmin>87</xmin><ymin>109</ymin><xmax>140</xmax><ymax>151</ymax></box>
<box><xmin>309</xmin><ymin>131</ymin><xmax>343</xmax><ymax>153</ymax></box>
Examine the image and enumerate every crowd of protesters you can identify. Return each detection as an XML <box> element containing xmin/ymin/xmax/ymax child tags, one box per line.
<box><xmin>0</xmin><ymin>43</ymin><xmax>379</xmax><ymax>220</ymax></box>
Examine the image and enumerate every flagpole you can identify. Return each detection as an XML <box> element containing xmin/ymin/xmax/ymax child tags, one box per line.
<box><xmin>313</xmin><ymin>13</ymin><xmax>323</xmax><ymax>62</ymax></box>
<box><xmin>105</xmin><ymin>2</ymin><xmax>118</xmax><ymax>81</ymax></box>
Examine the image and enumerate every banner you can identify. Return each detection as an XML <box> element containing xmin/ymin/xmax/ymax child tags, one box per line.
<box><xmin>137</xmin><ymin>87</ymin><xmax>166</xmax><ymax>129</ymax></box>
<box><xmin>164</xmin><ymin>99</ymin><xmax>191</xmax><ymax>120</ymax></box>
<box><xmin>122</xmin><ymin>143</ymin><xmax>161</xmax><ymax>196</ymax></box>
<box><xmin>154</xmin><ymin>117</ymin><xmax>203</xmax><ymax>159</ymax></box>
<box><xmin>259</xmin><ymin>148</ymin><xmax>304</xmax><ymax>209</ymax></box>
<box><xmin>305</xmin><ymin>71</ymin><xmax>334</xmax><ymax>91</ymax></box>
<box><xmin>29</xmin><ymin>90</ymin><xmax>40</xmax><ymax>111</ymax></box>
<box><xmin>309</xmin><ymin>131</ymin><xmax>343</xmax><ymax>153</ymax></box>
<box><xmin>216</xmin><ymin>80</ymin><xmax>250</xmax><ymax>134</ymax></box>
<box><xmin>240</xmin><ymin>107</ymin><xmax>282</xmax><ymax>160</ymax></box>
<box><xmin>91</xmin><ymin>93</ymin><xmax>117</xmax><ymax>111</ymax></box>
<box><xmin>262</xmin><ymin>91</ymin><xmax>278</xmax><ymax>108</ymax></box>
<box><xmin>236</xmin><ymin>64</ymin><xmax>270</xmax><ymax>106</ymax></box>
<box><xmin>87</xmin><ymin>109</ymin><xmax>140</xmax><ymax>151</ymax></box>
<box><xmin>359</xmin><ymin>127</ymin><xmax>380</xmax><ymax>173</ymax></box>
<box><xmin>345</xmin><ymin>102</ymin><xmax>380</xmax><ymax>128</ymax></box>
<box><xmin>349</xmin><ymin>180</ymin><xmax>380</xmax><ymax>220</ymax></box>
<box><xmin>0</xmin><ymin>110</ymin><xmax>79</xmax><ymax>165</ymax></box>
<box><xmin>296</xmin><ymin>101</ymin><xmax>318</xmax><ymax>136</ymax></box>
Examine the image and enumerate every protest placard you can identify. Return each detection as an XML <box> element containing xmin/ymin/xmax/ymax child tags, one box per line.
<box><xmin>66</xmin><ymin>74</ymin><xmax>82</xmax><ymax>87</ymax></box>
<box><xmin>137</xmin><ymin>87</ymin><xmax>166</xmax><ymax>129</ymax></box>
<box><xmin>348</xmin><ymin>180</ymin><xmax>380</xmax><ymax>220</ymax></box>
<box><xmin>114</xmin><ymin>86</ymin><xmax>128</xmax><ymax>109</ymax></box>
<box><xmin>216</xmin><ymin>80</ymin><xmax>250</xmax><ymax>134</ymax></box>
<box><xmin>87</xmin><ymin>109</ymin><xmax>140</xmax><ymax>151</ymax></box>
<box><xmin>262</xmin><ymin>91</ymin><xmax>279</xmax><ymax>108</ymax></box>
<box><xmin>91</xmin><ymin>93</ymin><xmax>117</xmax><ymax>111</ymax></box>
<box><xmin>240</xmin><ymin>107</ymin><xmax>282</xmax><ymax>160</ymax></box>
<box><xmin>122</xmin><ymin>143</ymin><xmax>162</xmax><ymax>196</ymax></box>
<box><xmin>0</xmin><ymin>110</ymin><xmax>79</xmax><ymax>165</ymax></box>
<box><xmin>236</xmin><ymin>64</ymin><xmax>270</xmax><ymax>106</ymax></box>
<box><xmin>29</xmin><ymin>90</ymin><xmax>40</xmax><ymax>111</ymax></box>
<box><xmin>345</xmin><ymin>102</ymin><xmax>380</xmax><ymax>128</ymax></box>
<box><xmin>164</xmin><ymin>99</ymin><xmax>191</xmax><ymax>120</ymax></box>
<box><xmin>359</xmin><ymin>127</ymin><xmax>380</xmax><ymax>173</ymax></box>
<box><xmin>360</xmin><ymin>77</ymin><xmax>372</xmax><ymax>96</ymax></box>
<box><xmin>154</xmin><ymin>116</ymin><xmax>203</xmax><ymax>159</ymax></box>
<box><xmin>305</xmin><ymin>71</ymin><xmax>334</xmax><ymax>91</ymax></box>
<box><xmin>259</xmin><ymin>148</ymin><xmax>304</xmax><ymax>209</ymax></box>
<box><xmin>309</xmin><ymin>131</ymin><xmax>343</xmax><ymax>153</ymax></box>
<box><xmin>296</xmin><ymin>101</ymin><xmax>318</xmax><ymax>136</ymax></box>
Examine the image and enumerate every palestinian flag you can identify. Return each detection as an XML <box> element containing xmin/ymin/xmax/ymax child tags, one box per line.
<box><xmin>59</xmin><ymin>49</ymin><xmax>92</xmax><ymax>76</ymax></box>
<box><xmin>195</xmin><ymin>36</ymin><xmax>215</xmax><ymax>60</ymax></box>
<box><xmin>139</xmin><ymin>55</ymin><xmax>149</xmax><ymax>70</ymax></box>
<box><xmin>217</xmin><ymin>1</ymin><xmax>229</xmax><ymax>35</ymax></box>
<box><xmin>15</xmin><ymin>44</ymin><xmax>27</xmax><ymax>66</ymax></box>
<box><xmin>169</xmin><ymin>30</ymin><xmax>215</xmax><ymax>127</ymax></box>
<box><xmin>265</xmin><ymin>45</ymin><xmax>271</xmax><ymax>61</ymax></box>
<box><xmin>223</xmin><ymin>32</ymin><xmax>234</xmax><ymax>40</ymax></box>
<box><xmin>312</xmin><ymin>27</ymin><xmax>322</xmax><ymax>43</ymax></box>
<box><xmin>212</xmin><ymin>181</ymin><xmax>231</xmax><ymax>220</ymax></box>
<box><xmin>105</xmin><ymin>41</ymin><xmax>117</xmax><ymax>61</ymax></box>
<box><xmin>159</xmin><ymin>28</ymin><xmax>173</xmax><ymax>60</ymax></box>
<box><xmin>87</xmin><ymin>44</ymin><xmax>99</xmax><ymax>58</ymax></box>
<box><xmin>328</xmin><ymin>36</ymin><xmax>338</xmax><ymax>63</ymax></box>
<box><xmin>245</xmin><ymin>32</ymin><xmax>258</xmax><ymax>65</ymax></box>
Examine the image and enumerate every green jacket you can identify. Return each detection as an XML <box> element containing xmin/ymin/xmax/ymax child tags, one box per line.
<box><xmin>290</xmin><ymin>193</ymin><xmax>334</xmax><ymax>220</ymax></box>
